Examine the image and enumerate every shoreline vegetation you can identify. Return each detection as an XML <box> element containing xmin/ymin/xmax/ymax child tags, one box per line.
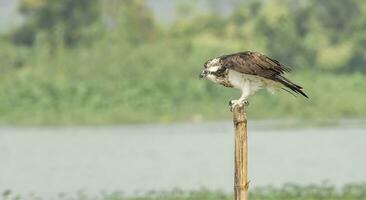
<box><xmin>0</xmin><ymin>62</ymin><xmax>364</xmax><ymax>125</ymax></box>
<box><xmin>2</xmin><ymin>184</ymin><xmax>366</xmax><ymax>200</ymax></box>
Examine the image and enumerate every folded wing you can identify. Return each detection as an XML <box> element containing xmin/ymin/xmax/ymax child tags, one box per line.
<box><xmin>220</xmin><ymin>51</ymin><xmax>308</xmax><ymax>98</ymax></box>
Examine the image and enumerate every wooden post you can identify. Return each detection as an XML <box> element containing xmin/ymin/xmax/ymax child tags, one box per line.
<box><xmin>233</xmin><ymin>104</ymin><xmax>249</xmax><ymax>200</ymax></box>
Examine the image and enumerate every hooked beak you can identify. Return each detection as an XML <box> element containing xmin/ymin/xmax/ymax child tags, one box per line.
<box><xmin>199</xmin><ymin>70</ymin><xmax>207</xmax><ymax>80</ymax></box>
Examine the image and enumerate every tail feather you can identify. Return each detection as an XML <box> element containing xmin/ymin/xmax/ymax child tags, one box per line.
<box><xmin>281</xmin><ymin>87</ymin><xmax>296</xmax><ymax>97</ymax></box>
<box><xmin>276</xmin><ymin>76</ymin><xmax>309</xmax><ymax>98</ymax></box>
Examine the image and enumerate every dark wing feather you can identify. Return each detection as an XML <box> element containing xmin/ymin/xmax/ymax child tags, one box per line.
<box><xmin>220</xmin><ymin>51</ymin><xmax>290</xmax><ymax>78</ymax></box>
<box><xmin>220</xmin><ymin>51</ymin><xmax>308</xmax><ymax>98</ymax></box>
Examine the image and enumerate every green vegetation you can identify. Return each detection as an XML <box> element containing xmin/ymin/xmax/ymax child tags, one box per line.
<box><xmin>2</xmin><ymin>184</ymin><xmax>366</xmax><ymax>200</ymax></box>
<box><xmin>0</xmin><ymin>0</ymin><xmax>366</xmax><ymax>125</ymax></box>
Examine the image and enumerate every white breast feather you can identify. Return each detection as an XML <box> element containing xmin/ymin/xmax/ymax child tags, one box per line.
<box><xmin>228</xmin><ymin>70</ymin><xmax>264</xmax><ymax>96</ymax></box>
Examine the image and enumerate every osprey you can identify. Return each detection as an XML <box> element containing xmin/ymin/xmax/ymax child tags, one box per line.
<box><xmin>199</xmin><ymin>51</ymin><xmax>308</xmax><ymax>110</ymax></box>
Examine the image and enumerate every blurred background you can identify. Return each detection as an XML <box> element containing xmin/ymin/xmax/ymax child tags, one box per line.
<box><xmin>0</xmin><ymin>0</ymin><xmax>365</xmax><ymax>199</ymax></box>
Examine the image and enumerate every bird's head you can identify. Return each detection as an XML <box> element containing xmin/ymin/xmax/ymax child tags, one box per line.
<box><xmin>199</xmin><ymin>58</ymin><xmax>221</xmax><ymax>79</ymax></box>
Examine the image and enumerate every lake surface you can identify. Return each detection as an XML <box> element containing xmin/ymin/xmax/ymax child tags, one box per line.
<box><xmin>0</xmin><ymin>121</ymin><xmax>365</xmax><ymax>197</ymax></box>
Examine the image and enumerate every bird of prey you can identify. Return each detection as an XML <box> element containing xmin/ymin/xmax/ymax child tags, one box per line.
<box><xmin>199</xmin><ymin>51</ymin><xmax>308</xmax><ymax>110</ymax></box>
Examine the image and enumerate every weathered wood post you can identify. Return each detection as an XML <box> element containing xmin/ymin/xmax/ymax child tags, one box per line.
<box><xmin>233</xmin><ymin>103</ymin><xmax>249</xmax><ymax>200</ymax></box>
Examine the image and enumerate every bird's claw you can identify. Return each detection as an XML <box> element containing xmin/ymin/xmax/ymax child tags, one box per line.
<box><xmin>229</xmin><ymin>100</ymin><xmax>249</xmax><ymax>112</ymax></box>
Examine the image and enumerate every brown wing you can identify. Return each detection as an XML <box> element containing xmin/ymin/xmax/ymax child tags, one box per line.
<box><xmin>220</xmin><ymin>51</ymin><xmax>290</xmax><ymax>79</ymax></box>
<box><xmin>220</xmin><ymin>51</ymin><xmax>308</xmax><ymax>98</ymax></box>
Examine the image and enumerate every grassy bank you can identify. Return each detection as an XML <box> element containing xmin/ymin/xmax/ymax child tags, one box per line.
<box><xmin>2</xmin><ymin>184</ymin><xmax>366</xmax><ymax>200</ymax></box>
<box><xmin>1</xmin><ymin>38</ymin><xmax>366</xmax><ymax>125</ymax></box>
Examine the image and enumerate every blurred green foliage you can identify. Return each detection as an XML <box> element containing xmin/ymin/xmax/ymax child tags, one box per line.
<box><xmin>11</xmin><ymin>0</ymin><xmax>100</xmax><ymax>47</ymax></box>
<box><xmin>0</xmin><ymin>0</ymin><xmax>366</xmax><ymax>124</ymax></box>
<box><xmin>2</xmin><ymin>184</ymin><xmax>366</xmax><ymax>200</ymax></box>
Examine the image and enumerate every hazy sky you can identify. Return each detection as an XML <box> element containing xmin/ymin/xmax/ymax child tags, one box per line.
<box><xmin>0</xmin><ymin>0</ymin><xmax>229</xmax><ymax>31</ymax></box>
<box><xmin>0</xmin><ymin>0</ymin><xmax>178</xmax><ymax>31</ymax></box>
<box><xmin>0</xmin><ymin>0</ymin><xmax>20</xmax><ymax>31</ymax></box>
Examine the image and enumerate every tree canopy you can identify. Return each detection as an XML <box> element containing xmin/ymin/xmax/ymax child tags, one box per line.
<box><xmin>6</xmin><ymin>0</ymin><xmax>366</xmax><ymax>73</ymax></box>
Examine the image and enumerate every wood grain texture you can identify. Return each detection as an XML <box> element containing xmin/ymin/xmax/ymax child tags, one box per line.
<box><xmin>233</xmin><ymin>104</ymin><xmax>249</xmax><ymax>200</ymax></box>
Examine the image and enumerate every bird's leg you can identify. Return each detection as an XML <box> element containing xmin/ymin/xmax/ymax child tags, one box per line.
<box><xmin>229</xmin><ymin>84</ymin><xmax>250</xmax><ymax>111</ymax></box>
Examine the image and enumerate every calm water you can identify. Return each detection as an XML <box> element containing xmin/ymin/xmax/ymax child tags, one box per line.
<box><xmin>0</xmin><ymin>121</ymin><xmax>365</xmax><ymax>197</ymax></box>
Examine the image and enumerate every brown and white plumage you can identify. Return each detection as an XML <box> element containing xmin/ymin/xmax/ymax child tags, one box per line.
<box><xmin>199</xmin><ymin>51</ymin><xmax>308</xmax><ymax>109</ymax></box>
